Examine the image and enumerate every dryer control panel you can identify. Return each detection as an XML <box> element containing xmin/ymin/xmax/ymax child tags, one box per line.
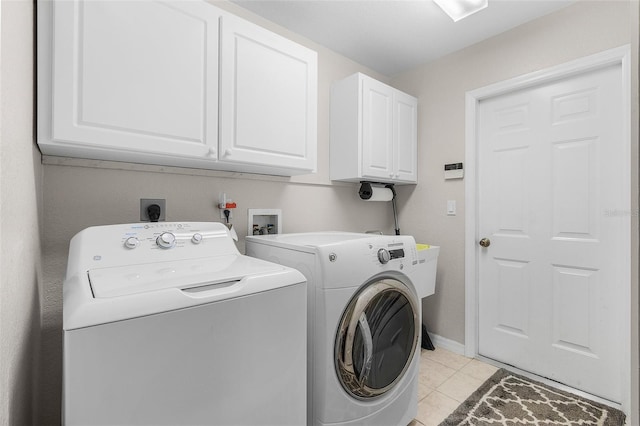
<box><xmin>377</xmin><ymin>247</ymin><xmax>406</xmax><ymax>264</ymax></box>
<box><xmin>362</xmin><ymin>239</ymin><xmax>418</xmax><ymax>271</ymax></box>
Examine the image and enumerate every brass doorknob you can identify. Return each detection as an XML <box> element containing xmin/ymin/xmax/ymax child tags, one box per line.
<box><xmin>479</xmin><ymin>238</ymin><xmax>491</xmax><ymax>248</ymax></box>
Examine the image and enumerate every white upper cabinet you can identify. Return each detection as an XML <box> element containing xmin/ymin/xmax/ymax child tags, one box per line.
<box><xmin>330</xmin><ymin>73</ymin><xmax>417</xmax><ymax>184</ymax></box>
<box><xmin>393</xmin><ymin>90</ymin><xmax>418</xmax><ymax>182</ymax></box>
<box><xmin>37</xmin><ymin>0</ymin><xmax>317</xmax><ymax>176</ymax></box>
<box><xmin>361</xmin><ymin>77</ymin><xmax>394</xmax><ymax>179</ymax></box>
<box><xmin>219</xmin><ymin>13</ymin><xmax>317</xmax><ymax>173</ymax></box>
<box><xmin>38</xmin><ymin>1</ymin><xmax>220</xmax><ymax>161</ymax></box>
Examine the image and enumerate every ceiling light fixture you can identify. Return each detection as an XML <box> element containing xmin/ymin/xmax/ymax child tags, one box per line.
<box><xmin>433</xmin><ymin>0</ymin><xmax>488</xmax><ymax>22</ymax></box>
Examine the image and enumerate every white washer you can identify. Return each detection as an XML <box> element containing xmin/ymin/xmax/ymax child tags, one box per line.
<box><xmin>63</xmin><ymin>222</ymin><xmax>307</xmax><ymax>426</ymax></box>
<box><xmin>246</xmin><ymin>232</ymin><xmax>422</xmax><ymax>426</ymax></box>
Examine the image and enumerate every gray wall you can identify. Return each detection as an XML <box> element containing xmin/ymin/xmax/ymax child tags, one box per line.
<box><xmin>32</xmin><ymin>0</ymin><xmax>640</xmax><ymax>424</ymax></box>
<box><xmin>0</xmin><ymin>0</ymin><xmax>43</xmax><ymax>425</ymax></box>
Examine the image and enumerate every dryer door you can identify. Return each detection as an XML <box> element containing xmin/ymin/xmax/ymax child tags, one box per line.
<box><xmin>335</xmin><ymin>278</ymin><xmax>420</xmax><ymax>399</ymax></box>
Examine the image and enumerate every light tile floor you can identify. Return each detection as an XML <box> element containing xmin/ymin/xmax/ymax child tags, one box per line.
<box><xmin>408</xmin><ymin>347</ymin><xmax>499</xmax><ymax>426</ymax></box>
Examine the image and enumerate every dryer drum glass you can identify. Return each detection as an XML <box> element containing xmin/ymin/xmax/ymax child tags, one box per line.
<box><xmin>353</xmin><ymin>293</ymin><xmax>413</xmax><ymax>386</ymax></box>
<box><xmin>335</xmin><ymin>279</ymin><xmax>420</xmax><ymax>399</ymax></box>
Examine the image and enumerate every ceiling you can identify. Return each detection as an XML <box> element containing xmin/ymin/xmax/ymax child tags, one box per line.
<box><xmin>231</xmin><ymin>0</ymin><xmax>577</xmax><ymax>76</ymax></box>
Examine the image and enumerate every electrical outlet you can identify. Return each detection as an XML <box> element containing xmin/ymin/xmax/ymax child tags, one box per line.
<box><xmin>140</xmin><ymin>198</ymin><xmax>166</xmax><ymax>222</ymax></box>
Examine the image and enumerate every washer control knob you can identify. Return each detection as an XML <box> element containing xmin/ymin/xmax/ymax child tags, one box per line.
<box><xmin>156</xmin><ymin>232</ymin><xmax>176</xmax><ymax>249</ymax></box>
<box><xmin>191</xmin><ymin>233</ymin><xmax>203</xmax><ymax>244</ymax></box>
<box><xmin>124</xmin><ymin>237</ymin><xmax>139</xmax><ymax>249</ymax></box>
<box><xmin>377</xmin><ymin>248</ymin><xmax>391</xmax><ymax>264</ymax></box>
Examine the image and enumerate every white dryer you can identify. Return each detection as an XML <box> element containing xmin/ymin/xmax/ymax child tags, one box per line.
<box><xmin>246</xmin><ymin>232</ymin><xmax>422</xmax><ymax>426</ymax></box>
<box><xmin>63</xmin><ymin>222</ymin><xmax>307</xmax><ymax>426</ymax></box>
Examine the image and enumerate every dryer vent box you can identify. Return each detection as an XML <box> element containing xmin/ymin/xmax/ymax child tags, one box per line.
<box><xmin>248</xmin><ymin>209</ymin><xmax>282</xmax><ymax>236</ymax></box>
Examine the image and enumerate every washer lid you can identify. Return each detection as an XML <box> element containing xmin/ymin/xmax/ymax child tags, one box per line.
<box><xmin>89</xmin><ymin>255</ymin><xmax>282</xmax><ymax>298</ymax></box>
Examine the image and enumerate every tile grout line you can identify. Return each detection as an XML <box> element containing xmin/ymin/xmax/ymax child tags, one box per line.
<box><xmin>413</xmin><ymin>348</ymin><xmax>500</xmax><ymax>426</ymax></box>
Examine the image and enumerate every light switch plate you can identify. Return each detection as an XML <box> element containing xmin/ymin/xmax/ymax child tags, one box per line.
<box><xmin>447</xmin><ymin>200</ymin><xmax>456</xmax><ymax>216</ymax></box>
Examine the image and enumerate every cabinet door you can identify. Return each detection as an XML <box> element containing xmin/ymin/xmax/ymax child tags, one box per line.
<box><xmin>393</xmin><ymin>92</ymin><xmax>418</xmax><ymax>182</ymax></box>
<box><xmin>219</xmin><ymin>14</ymin><xmax>317</xmax><ymax>173</ymax></box>
<box><xmin>49</xmin><ymin>0</ymin><xmax>219</xmax><ymax>159</ymax></box>
<box><xmin>361</xmin><ymin>78</ymin><xmax>394</xmax><ymax>180</ymax></box>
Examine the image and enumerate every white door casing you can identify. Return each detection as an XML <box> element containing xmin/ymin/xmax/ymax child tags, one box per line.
<box><xmin>465</xmin><ymin>46</ymin><xmax>631</xmax><ymax>410</ymax></box>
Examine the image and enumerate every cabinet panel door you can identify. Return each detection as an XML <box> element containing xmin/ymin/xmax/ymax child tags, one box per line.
<box><xmin>362</xmin><ymin>78</ymin><xmax>394</xmax><ymax>180</ymax></box>
<box><xmin>51</xmin><ymin>0</ymin><xmax>219</xmax><ymax>158</ymax></box>
<box><xmin>394</xmin><ymin>92</ymin><xmax>418</xmax><ymax>182</ymax></box>
<box><xmin>219</xmin><ymin>14</ymin><xmax>317</xmax><ymax>173</ymax></box>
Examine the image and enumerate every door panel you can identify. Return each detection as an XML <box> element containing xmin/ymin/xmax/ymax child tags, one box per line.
<box><xmin>551</xmin><ymin>265</ymin><xmax>599</xmax><ymax>356</ymax></box>
<box><xmin>494</xmin><ymin>147</ymin><xmax>529</xmax><ymax>234</ymax></box>
<box><xmin>494</xmin><ymin>258</ymin><xmax>530</xmax><ymax>338</ymax></box>
<box><xmin>478</xmin><ymin>63</ymin><xmax>624</xmax><ymax>402</ymax></box>
<box><xmin>551</xmin><ymin>138</ymin><xmax>599</xmax><ymax>239</ymax></box>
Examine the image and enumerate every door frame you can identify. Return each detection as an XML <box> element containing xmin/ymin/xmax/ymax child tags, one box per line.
<box><xmin>464</xmin><ymin>45</ymin><xmax>632</xmax><ymax>412</ymax></box>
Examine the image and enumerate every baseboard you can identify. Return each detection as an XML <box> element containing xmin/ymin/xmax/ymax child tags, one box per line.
<box><xmin>428</xmin><ymin>332</ymin><xmax>465</xmax><ymax>356</ymax></box>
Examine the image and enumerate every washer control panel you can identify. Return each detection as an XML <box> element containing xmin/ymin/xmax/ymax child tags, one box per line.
<box><xmin>72</xmin><ymin>222</ymin><xmax>237</xmax><ymax>271</ymax></box>
<box><xmin>124</xmin><ymin>237</ymin><xmax>140</xmax><ymax>249</ymax></box>
<box><xmin>118</xmin><ymin>222</ymin><xmax>227</xmax><ymax>251</ymax></box>
<box><xmin>156</xmin><ymin>232</ymin><xmax>176</xmax><ymax>249</ymax></box>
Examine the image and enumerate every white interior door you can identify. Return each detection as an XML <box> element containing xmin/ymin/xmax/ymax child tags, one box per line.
<box><xmin>477</xmin><ymin>62</ymin><xmax>627</xmax><ymax>403</ymax></box>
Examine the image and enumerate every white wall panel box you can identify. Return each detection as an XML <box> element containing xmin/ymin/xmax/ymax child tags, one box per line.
<box><xmin>444</xmin><ymin>163</ymin><xmax>464</xmax><ymax>179</ymax></box>
<box><xmin>248</xmin><ymin>209</ymin><xmax>282</xmax><ymax>235</ymax></box>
